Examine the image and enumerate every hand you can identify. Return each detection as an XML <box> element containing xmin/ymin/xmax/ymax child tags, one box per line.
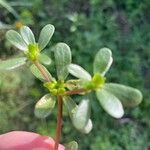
<box><xmin>0</xmin><ymin>131</ymin><xmax>65</xmax><ymax>150</ymax></box>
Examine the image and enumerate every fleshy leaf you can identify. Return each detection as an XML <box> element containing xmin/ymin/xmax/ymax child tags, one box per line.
<box><xmin>93</xmin><ymin>48</ymin><xmax>113</xmax><ymax>76</ymax></box>
<box><xmin>0</xmin><ymin>57</ymin><xmax>27</xmax><ymax>70</ymax></box>
<box><xmin>64</xmin><ymin>96</ymin><xmax>92</xmax><ymax>133</ymax></box>
<box><xmin>38</xmin><ymin>24</ymin><xmax>55</xmax><ymax>50</ymax></box>
<box><xmin>30</xmin><ymin>64</ymin><xmax>52</xmax><ymax>81</ymax></box>
<box><xmin>72</xmin><ymin>98</ymin><xmax>90</xmax><ymax>131</ymax></box>
<box><xmin>54</xmin><ymin>43</ymin><xmax>71</xmax><ymax>80</ymax></box>
<box><xmin>34</xmin><ymin>94</ymin><xmax>56</xmax><ymax>118</ymax></box>
<box><xmin>20</xmin><ymin>26</ymin><xmax>35</xmax><ymax>45</ymax></box>
<box><xmin>96</xmin><ymin>89</ymin><xmax>124</xmax><ymax>118</ymax></box>
<box><xmin>66</xmin><ymin>141</ymin><xmax>78</xmax><ymax>150</ymax></box>
<box><xmin>104</xmin><ymin>83</ymin><xmax>143</xmax><ymax>107</ymax></box>
<box><xmin>63</xmin><ymin>96</ymin><xmax>77</xmax><ymax>118</ymax></box>
<box><xmin>6</xmin><ymin>30</ymin><xmax>27</xmax><ymax>51</ymax></box>
<box><xmin>68</xmin><ymin>64</ymin><xmax>91</xmax><ymax>81</ymax></box>
<box><xmin>81</xmin><ymin>119</ymin><xmax>93</xmax><ymax>134</ymax></box>
<box><xmin>39</xmin><ymin>53</ymin><xmax>51</xmax><ymax>65</ymax></box>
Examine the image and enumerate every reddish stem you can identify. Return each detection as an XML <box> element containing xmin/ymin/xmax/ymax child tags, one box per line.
<box><xmin>33</xmin><ymin>60</ymin><xmax>87</xmax><ymax>150</ymax></box>
<box><xmin>34</xmin><ymin>60</ymin><xmax>51</xmax><ymax>82</ymax></box>
<box><xmin>65</xmin><ymin>88</ymin><xmax>86</xmax><ymax>95</ymax></box>
<box><xmin>54</xmin><ymin>96</ymin><xmax>63</xmax><ymax>150</ymax></box>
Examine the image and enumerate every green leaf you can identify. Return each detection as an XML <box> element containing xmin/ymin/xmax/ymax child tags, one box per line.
<box><xmin>81</xmin><ymin>119</ymin><xmax>93</xmax><ymax>134</ymax></box>
<box><xmin>63</xmin><ymin>96</ymin><xmax>92</xmax><ymax>133</ymax></box>
<box><xmin>34</xmin><ymin>94</ymin><xmax>56</xmax><ymax>118</ymax></box>
<box><xmin>20</xmin><ymin>26</ymin><xmax>35</xmax><ymax>45</ymax></box>
<box><xmin>38</xmin><ymin>24</ymin><xmax>55</xmax><ymax>51</ymax></box>
<box><xmin>104</xmin><ymin>83</ymin><xmax>143</xmax><ymax>107</ymax></box>
<box><xmin>0</xmin><ymin>0</ymin><xmax>19</xmax><ymax>19</ymax></box>
<box><xmin>93</xmin><ymin>48</ymin><xmax>113</xmax><ymax>76</ymax></box>
<box><xmin>30</xmin><ymin>64</ymin><xmax>52</xmax><ymax>81</ymax></box>
<box><xmin>72</xmin><ymin>98</ymin><xmax>91</xmax><ymax>131</ymax></box>
<box><xmin>0</xmin><ymin>57</ymin><xmax>27</xmax><ymax>71</ymax></box>
<box><xmin>63</xmin><ymin>96</ymin><xmax>77</xmax><ymax>119</ymax></box>
<box><xmin>6</xmin><ymin>30</ymin><xmax>27</xmax><ymax>51</ymax></box>
<box><xmin>96</xmin><ymin>89</ymin><xmax>124</xmax><ymax>118</ymax></box>
<box><xmin>39</xmin><ymin>53</ymin><xmax>51</xmax><ymax>65</ymax></box>
<box><xmin>54</xmin><ymin>43</ymin><xmax>72</xmax><ymax>80</ymax></box>
<box><xmin>68</xmin><ymin>64</ymin><xmax>91</xmax><ymax>81</ymax></box>
<box><xmin>66</xmin><ymin>141</ymin><xmax>78</xmax><ymax>150</ymax></box>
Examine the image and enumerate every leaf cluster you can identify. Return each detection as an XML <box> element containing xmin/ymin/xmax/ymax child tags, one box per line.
<box><xmin>0</xmin><ymin>24</ymin><xmax>143</xmax><ymax>149</ymax></box>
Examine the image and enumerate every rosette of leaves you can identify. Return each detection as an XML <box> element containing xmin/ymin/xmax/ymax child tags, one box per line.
<box><xmin>34</xmin><ymin>46</ymin><xmax>143</xmax><ymax>134</ymax></box>
<box><xmin>67</xmin><ymin>48</ymin><xmax>143</xmax><ymax>119</ymax></box>
<box><xmin>1</xmin><ymin>24</ymin><xmax>143</xmax><ymax>150</ymax></box>
<box><xmin>0</xmin><ymin>24</ymin><xmax>54</xmax><ymax>71</ymax></box>
<box><xmin>34</xmin><ymin>42</ymin><xmax>72</xmax><ymax>118</ymax></box>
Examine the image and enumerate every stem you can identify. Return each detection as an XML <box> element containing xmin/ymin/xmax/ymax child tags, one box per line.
<box><xmin>33</xmin><ymin>60</ymin><xmax>87</xmax><ymax>150</ymax></box>
<box><xmin>65</xmin><ymin>88</ymin><xmax>87</xmax><ymax>95</ymax></box>
<box><xmin>34</xmin><ymin>60</ymin><xmax>51</xmax><ymax>82</ymax></box>
<box><xmin>33</xmin><ymin>60</ymin><xmax>63</xmax><ymax>150</ymax></box>
<box><xmin>54</xmin><ymin>95</ymin><xmax>63</xmax><ymax>150</ymax></box>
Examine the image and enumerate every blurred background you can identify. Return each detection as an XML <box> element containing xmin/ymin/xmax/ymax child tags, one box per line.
<box><xmin>0</xmin><ymin>0</ymin><xmax>150</xmax><ymax>149</ymax></box>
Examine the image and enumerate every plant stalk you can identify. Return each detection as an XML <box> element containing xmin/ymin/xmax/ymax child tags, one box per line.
<box><xmin>34</xmin><ymin>60</ymin><xmax>51</xmax><ymax>82</ymax></box>
<box><xmin>54</xmin><ymin>95</ymin><xmax>63</xmax><ymax>150</ymax></box>
<box><xmin>65</xmin><ymin>88</ymin><xmax>86</xmax><ymax>95</ymax></box>
<box><xmin>33</xmin><ymin>60</ymin><xmax>86</xmax><ymax>150</ymax></box>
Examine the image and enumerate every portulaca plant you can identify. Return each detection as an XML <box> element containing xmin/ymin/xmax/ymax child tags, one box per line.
<box><xmin>0</xmin><ymin>24</ymin><xmax>143</xmax><ymax>150</ymax></box>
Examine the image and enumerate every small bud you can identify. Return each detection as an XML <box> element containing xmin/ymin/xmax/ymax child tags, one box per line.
<box><xmin>82</xmin><ymin>73</ymin><xmax>106</xmax><ymax>90</ymax></box>
<box><xmin>26</xmin><ymin>43</ymin><xmax>39</xmax><ymax>61</ymax></box>
<box><xmin>92</xmin><ymin>73</ymin><xmax>106</xmax><ymax>89</ymax></box>
<box><xmin>43</xmin><ymin>81</ymin><xmax>66</xmax><ymax>95</ymax></box>
<box><xmin>15</xmin><ymin>21</ymin><xmax>24</xmax><ymax>29</ymax></box>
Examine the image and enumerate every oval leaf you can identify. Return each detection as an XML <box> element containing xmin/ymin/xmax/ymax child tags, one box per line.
<box><xmin>63</xmin><ymin>96</ymin><xmax>92</xmax><ymax>133</ymax></box>
<box><xmin>63</xmin><ymin>96</ymin><xmax>77</xmax><ymax>118</ymax></box>
<box><xmin>38</xmin><ymin>24</ymin><xmax>55</xmax><ymax>51</ymax></box>
<box><xmin>39</xmin><ymin>53</ymin><xmax>51</xmax><ymax>65</ymax></box>
<box><xmin>81</xmin><ymin>119</ymin><xmax>93</xmax><ymax>134</ymax></box>
<box><xmin>66</xmin><ymin>141</ymin><xmax>78</xmax><ymax>150</ymax></box>
<box><xmin>72</xmin><ymin>98</ymin><xmax>90</xmax><ymax>130</ymax></box>
<box><xmin>104</xmin><ymin>83</ymin><xmax>143</xmax><ymax>107</ymax></box>
<box><xmin>6</xmin><ymin>30</ymin><xmax>27</xmax><ymax>51</ymax></box>
<box><xmin>0</xmin><ymin>57</ymin><xmax>27</xmax><ymax>71</ymax></box>
<box><xmin>54</xmin><ymin>43</ymin><xmax>72</xmax><ymax>80</ymax></box>
<box><xmin>96</xmin><ymin>89</ymin><xmax>124</xmax><ymax>118</ymax></box>
<box><xmin>34</xmin><ymin>94</ymin><xmax>56</xmax><ymax>118</ymax></box>
<box><xmin>30</xmin><ymin>64</ymin><xmax>53</xmax><ymax>81</ymax></box>
<box><xmin>20</xmin><ymin>26</ymin><xmax>35</xmax><ymax>45</ymax></box>
<box><xmin>93</xmin><ymin>48</ymin><xmax>113</xmax><ymax>76</ymax></box>
<box><xmin>68</xmin><ymin>64</ymin><xmax>91</xmax><ymax>81</ymax></box>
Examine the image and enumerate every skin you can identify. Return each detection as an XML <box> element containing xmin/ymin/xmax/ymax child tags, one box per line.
<box><xmin>0</xmin><ymin>131</ymin><xmax>65</xmax><ymax>150</ymax></box>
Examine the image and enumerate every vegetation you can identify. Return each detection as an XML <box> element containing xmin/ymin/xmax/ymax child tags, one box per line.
<box><xmin>0</xmin><ymin>0</ymin><xmax>149</xmax><ymax>149</ymax></box>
